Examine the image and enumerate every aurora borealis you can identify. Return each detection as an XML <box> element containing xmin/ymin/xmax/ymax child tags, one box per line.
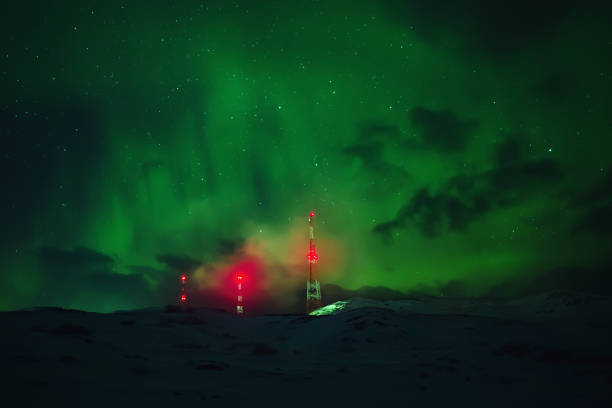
<box><xmin>1</xmin><ymin>1</ymin><xmax>611</xmax><ymax>312</ymax></box>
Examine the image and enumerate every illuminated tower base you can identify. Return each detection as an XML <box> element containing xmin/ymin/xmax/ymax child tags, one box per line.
<box><xmin>306</xmin><ymin>280</ymin><xmax>321</xmax><ymax>314</ymax></box>
<box><xmin>306</xmin><ymin>211</ymin><xmax>322</xmax><ymax>314</ymax></box>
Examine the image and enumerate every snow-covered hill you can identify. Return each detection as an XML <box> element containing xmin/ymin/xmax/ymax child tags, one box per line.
<box><xmin>1</xmin><ymin>292</ymin><xmax>610</xmax><ymax>407</ymax></box>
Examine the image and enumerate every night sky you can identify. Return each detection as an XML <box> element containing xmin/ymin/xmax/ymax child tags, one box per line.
<box><xmin>2</xmin><ymin>1</ymin><xmax>612</xmax><ymax>312</ymax></box>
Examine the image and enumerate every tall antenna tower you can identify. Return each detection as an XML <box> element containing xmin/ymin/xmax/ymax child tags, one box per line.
<box><xmin>306</xmin><ymin>211</ymin><xmax>321</xmax><ymax>314</ymax></box>
<box><xmin>235</xmin><ymin>272</ymin><xmax>245</xmax><ymax>316</ymax></box>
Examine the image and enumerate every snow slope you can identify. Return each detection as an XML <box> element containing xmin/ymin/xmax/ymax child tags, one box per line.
<box><xmin>1</xmin><ymin>292</ymin><xmax>610</xmax><ymax>407</ymax></box>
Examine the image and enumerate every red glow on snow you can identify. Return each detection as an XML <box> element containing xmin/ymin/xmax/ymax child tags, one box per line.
<box><xmin>180</xmin><ymin>274</ymin><xmax>187</xmax><ymax>282</ymax></box>
<box><xmin>309</xmin><ymin>211</ymin><xmax>315</xmax><ymax>218</ymax></box>
<box><xmin>180</xmin><ymin>293</ymin><xmax>186</xmax><ymax>302</ymax></box>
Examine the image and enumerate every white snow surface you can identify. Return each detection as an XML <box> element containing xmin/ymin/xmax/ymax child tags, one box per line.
<box><xmin>1</xmin><ymin>291</ymin><xmax>611</xmax><ymax>407</ymax></box>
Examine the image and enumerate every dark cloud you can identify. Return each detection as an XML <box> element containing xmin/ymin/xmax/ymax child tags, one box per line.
<box><xmin>570</xmin><ymin>171</ymin><xmax>612</xmax><ymax>209</ymax></box>
<box><xmin>342</xmin><ymin>123</ymin><xmax>411</xmax><ymax>193</ymax></box>
<box><xmin>531</xmin><ymin>73</ymin><xmax>577</xmax><ymax>102</ymax></box>
<box><xmin>343</xmin><ymin>141</ymin><xmax>407</xmax><ymax>177</ymax></box>
<box><xmin>37</xmin><ymin>246</ymin><xmax>153</xmax><ymax>310</ymax></box>
<box><xmin>343</xmin><ymin>123</ymin><xmax>407</xmax><ymax>174</ymax></box>
<box><xmin>374</xmin><ymin>135</ymin><xmax>563</xmax><ymax>238</ymax></box>
<box><xmin>39</xmin><ymin>246</ymin><xmax>114</xmax><ymax>268</ymax></box>
<box><xmin>408</xmin><ymin>262</ymin><xmax>612</xmax><ymax>299</ymax></box>
<box><xmin>156</xmin><ymin>253</ymin><xmax>201</xmax><ymax>272</ymax></box>
<box><xmin>494</xmin><ymin>135</ymin><xmax>526</xmax><ymax>167</ymax></box>
<box><xmin>128</xmin><ymin>264</ymin><xmax>168</xmax><ymax>281</ymax></box>
<box><xmin>489</xmin><ymin>159</ymin><xmax>562</xmax><ymax>202</ymax></box>
<box><xmin>409</xmin><ymin>107</ymin><xmax>477</xmax><ymax>152</ymax></box>
<box><xmin>359</xmin><ymin>123</ymin><xmax>402</xmax><ymax>143</ymax></box>
<box><xmin>484</xmin><ymin>263</ymin><xmax>612</xmax><ymax>298</ymax></box>
<box><xmin>372</xmin><ymin>219</ymin><xmax>403</xmax><ymax>243</ymax></box>
<box><xmin>525</xmin><ymin>264</ymin><xmax>612</xmax><ymax>296</ymax></box>
<box><xmin>343</xmin><ymin>109</ymin><xmax>476</xmax><ymax>197</ymax></box>
<box><xmin>217</xmin><ymin>238</ymin><xmax>245</xmax><ymax>256</ymax></box>
<box><xmin>374</xmin><ymin>186</ymin><xmax>488</xmax><ymax>238</ymax></box>
<box><xmin>384</xmin><ymin>0</ymin><xmax>578</xmax><ymax>56</ymax></box>
<box><xmin>572</xmin><ymin>204</ymin><xmax>612</xmax><ymax>234</ymax></box>
<box><xmin>569</xmin><ymin>170</ymin><xmax>612</xmax><ymax>234</ymax></box>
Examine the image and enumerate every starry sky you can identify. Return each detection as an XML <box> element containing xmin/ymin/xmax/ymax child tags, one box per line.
<box><xmin>2</xmin><ymin>0</ymin><xmax>611</xmax><ymax>312</ymax></box>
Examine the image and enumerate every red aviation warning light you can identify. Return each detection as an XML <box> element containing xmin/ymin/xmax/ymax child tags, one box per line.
<box><xmin>235</xmin><ymin>272</ymin><xmax>245</xmax><ymax>282</ymax></box>
<box><xmin>309</xmin><ymin>211</ymin><xmax>316</xmax><ymax>218</ymax></box>
<box><xmin>180</xmin><ymin>293</ymin><xmax>186</xmax><ymax>303</ymax></box>
<box><xmin>181</xmin><ymin>274</ymin><xmax>187</xmax><ymax>283</ymax></box>
<box><xmin>307</xmin><ymin>248</ymin><xmax>319</xmax><ymax>262</ymax></box>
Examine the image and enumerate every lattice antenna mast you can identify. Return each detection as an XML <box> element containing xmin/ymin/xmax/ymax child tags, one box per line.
<box><xmin>236</xmin><ymin>272</ymin><xmax>245</xmax><ymax>316</ymax></box>
<box><xmin>306</xmin><ymin>211</ymin><xmax>321</xmax><ymax>314</ymax></box>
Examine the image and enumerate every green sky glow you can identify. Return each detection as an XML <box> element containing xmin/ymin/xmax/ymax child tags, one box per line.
<box><xmin>1</xmin><ymin>1</ymin><xmax>611</xmax><ymax>311</ymax></box>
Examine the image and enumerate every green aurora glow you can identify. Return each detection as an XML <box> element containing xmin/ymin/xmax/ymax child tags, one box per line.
<box><xmin>1</xmin><ymin>1</ymin><xmax>611</xmax><ymax>311</ymax></box>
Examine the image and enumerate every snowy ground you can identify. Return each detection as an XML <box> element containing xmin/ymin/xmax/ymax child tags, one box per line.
<box><xmin>1</xmin><ymin>291</ymin><xmax>611</xmax><ymax>407</ymax></box>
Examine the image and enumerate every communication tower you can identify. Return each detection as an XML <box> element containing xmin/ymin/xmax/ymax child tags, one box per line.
<box><xmin>306</xmin><ymin>211</ymin><xmax>321</xmax><ymax>314</ymax></box>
